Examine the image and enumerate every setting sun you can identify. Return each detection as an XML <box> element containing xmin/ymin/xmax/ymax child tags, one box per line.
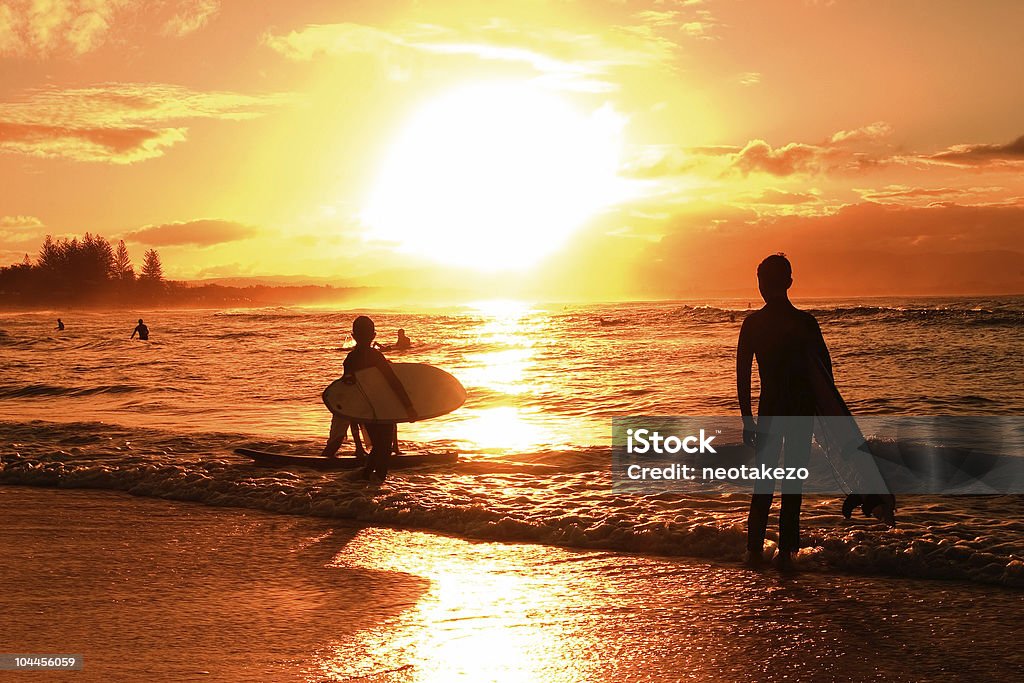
<box><xmin>363</xmin><ymin>82</ymin><xmax>625</xmax><ymax>270</ymax></box>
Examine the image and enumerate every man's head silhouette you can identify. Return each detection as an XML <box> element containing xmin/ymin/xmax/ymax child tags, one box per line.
<box><xmin>352</xmin><ymin>315</ymin><xmax>376</xmax><ymax>344</ymax></box>
<box><xmin>757</xmin><ymin>253</ymin><xmax>792</xmax><ymax>301</ymax></box>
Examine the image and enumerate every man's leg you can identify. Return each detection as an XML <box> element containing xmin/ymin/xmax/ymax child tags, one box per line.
<box><xmin>351</xmin><ymin>423</ymin><xmax>367</xmax><ymax>459</ymax></box>
<box><xmin>778</xmin><ymin>416</ymin><xmax>813</xmax><ymax>553</ymax></box>
<box><xmin>364</xmin><ymin>424</ymin><xmax>394</xmax><ymax>480</ymax></box>
<box><xmin>748</xmin><ymin>418</ymin><xmax>782</xmax><ymax>556</ymax></box>
<box><xmin>321</xmin><ymin>414</ymin><xmax>349</xmax><ymax>458</ymax></box>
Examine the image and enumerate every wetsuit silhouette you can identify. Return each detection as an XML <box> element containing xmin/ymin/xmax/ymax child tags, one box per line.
<box><xmin>737</xmin><ymin>298</ymin><xmax>831</xmax><ymax>557</ymax></box>
<box><xmin>56</xmin><ymin>319</ymin><xmax>64</xmax><ymax>331</ymax></box>
<box><xmin>131</xmin><ymin>320</ymin><xmax>149</xmax><ymax>340</ymax></box>
<box><xmin>343</xmin><ymin>342</ymin><xmax>415</xmax><ymax>480</ymax></box>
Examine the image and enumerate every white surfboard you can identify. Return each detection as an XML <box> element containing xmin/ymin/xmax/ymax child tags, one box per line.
<box><xmin>808</xmin><ymin>356</ymin><xmax>896</xmax><ymax>524</ymax></box>
<box><xmin>322</xmin><ymin>362</ymin><xmax>467</xmax><ymax>423</ymax></box>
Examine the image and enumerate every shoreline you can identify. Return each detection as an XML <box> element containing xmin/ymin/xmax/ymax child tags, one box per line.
<box><xmin>4</xmin><ymin>485</ymin><xmax>1024</xmax><ymax>682</ymax></box>
<box><xmin>4</xmin><ymin>416</ymin><xmax>1024</xmax><ymax>590</ymax></box>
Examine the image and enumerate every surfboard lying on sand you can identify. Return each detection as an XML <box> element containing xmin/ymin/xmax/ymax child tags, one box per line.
<box><xmin>808</xmin><ymin>356</ymin><xmax>897</xmax><ymax>526</ymax></box>
<box><xmin>322</xmin><ymin>362</ymin><xmax>466</xmax><ymax>424</ymax></box>
<box><xmin>236</xmin><ymin>448</ymin><xmax>458</xmax><ymax>471</ymax></box>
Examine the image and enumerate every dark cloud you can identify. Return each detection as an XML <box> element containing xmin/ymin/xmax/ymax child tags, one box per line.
<box><xmin>929</xmin><ymin>135</ymin><xmax>1024</xmax><ymax>166</ymax></box>
<box><xmin>123</xmin><ymin>219</ymin><xmax>258</xmax><ymax>247</ymax></box>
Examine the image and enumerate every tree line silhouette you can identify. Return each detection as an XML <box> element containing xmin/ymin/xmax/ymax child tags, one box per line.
<box><xmin>0</xmin><ymin>234</ymin><xmax>166</xmax><ymax>306</ymax></box>
<box><xmin>1</xmin><ymin>233</ymin><xmax>365</xmax><ymax>309</ymax></box>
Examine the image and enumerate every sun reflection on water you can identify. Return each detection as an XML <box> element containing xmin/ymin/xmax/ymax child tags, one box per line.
<box><xmin>436</xmin><ymin>300</ymin><xmax>557</xmax><ymax>451</ymax></box>
<box><xmin>316</xmin><ymin>527</ymin><xmax>592</xmax><ymax>683</ymax></box>
<box><xmin>452</xmin><ymin>406</ymin><xmax>552</xmax><ymax>451</ymax></box>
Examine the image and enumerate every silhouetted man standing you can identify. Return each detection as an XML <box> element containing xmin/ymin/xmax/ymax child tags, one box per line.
<box><xmin>736</xmin><ymin>254</ymin><xmax>831</xmax><ymax>570</ymax></box>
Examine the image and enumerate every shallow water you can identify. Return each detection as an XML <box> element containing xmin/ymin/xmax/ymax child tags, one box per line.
<box><xmin>1</xmin><ymin>298</ymin><xmax>1023</xmax><ymax>587</ymax></box>
<box><xmin>4</xmin><ymin>487</ymin><xmax>1022</xmax><ymax>682</ymax></box>
<box><xmin>3</xmin><ymin>419</ymin><xmax>1024</xmax><ymax>587</ymax></box>
<box><xmin>2</xmin><ymin>298</ymin><xmax>1021</xmax><ymax>447</ymax></box>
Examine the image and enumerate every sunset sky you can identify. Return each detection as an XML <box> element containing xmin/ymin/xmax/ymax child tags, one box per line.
<box><xmin>2</xmin><ymin>0</ymin><xmax>1022</xmax><ymax>300</ymax></box>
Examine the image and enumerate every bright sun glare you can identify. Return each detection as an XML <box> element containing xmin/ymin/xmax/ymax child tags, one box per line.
<box><xmin>364</xmin><ymin>82</ymin><xmax>625</xmax><ymax>270</ymax></box>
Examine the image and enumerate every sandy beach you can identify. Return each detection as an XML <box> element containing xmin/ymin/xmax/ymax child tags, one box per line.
<box><xmin>3</xmin><ymin>485</ymin><xmax>1022</xmax><ymax>682</ymax></box>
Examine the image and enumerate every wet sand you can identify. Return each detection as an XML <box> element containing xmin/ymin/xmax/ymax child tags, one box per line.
<box><xmin>3</xmin><ymin>486</ymin><xmax>1022</xmax><ymax>682</ymax></box>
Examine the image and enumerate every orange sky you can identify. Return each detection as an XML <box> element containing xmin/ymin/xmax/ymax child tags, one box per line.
<box><xmin>2</xmin><ymin>0</ymin><xmax>1023</xmax><ymax>300</ymax></box>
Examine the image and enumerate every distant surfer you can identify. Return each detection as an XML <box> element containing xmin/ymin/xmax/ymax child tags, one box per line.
<box><xmin>394</xmin><ymin>328</ymin><xmax>412</xmax><ymax>350</ymax></box>
<box><xmin>130</xmin><ymin>318</ymin><xmax>149</xmax><ymax>340</ymax></box>
<box><xmin>56</xmin><ymin>318</ymin><xmax>64</xmax><ymax>331</ymax></box>
<box><xmin>323</xmin><ymin>316</ymin><xmax>417</xmax><ymax>481</ymax></box>
<box><xmin>736</xmin><ymin>253</ymin><xmax>829</xmax><ymax>570</ymax></box>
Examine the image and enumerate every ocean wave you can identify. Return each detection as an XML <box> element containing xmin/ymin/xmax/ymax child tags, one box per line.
<box><xmin>212</xmin><ymin>308</ymin><xmax>313</xmax><ymax>321</ymax></box>
<box><xmin>640</xmin><ymin>303</ymin><xmax>1024</xmax><ymax>328</ymax></box>
<box><xmin>0</xmin><ymin>384</ymin><xmax>149</xmax><ymax>398</ymax></box>
<box><xmin>811</xmin><ymin>306</ymin><xmax>1024</xmax><ymax>327</ymax></box>
<box><xmin>2</xmin><ymin>420</ymin><xmax>1022</xmax><ymax>588</ymax></box>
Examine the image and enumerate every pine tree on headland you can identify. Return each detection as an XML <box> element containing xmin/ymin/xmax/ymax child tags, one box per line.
<box><xmin>113</xmin><ymin>240</ymin><xmax>135</xmax><ymax>281</ymax></box>
<box><xmin>78</xmin><ymin>233</ymin><xmax>115</xmax><ymax>286</ymax></box>
<box><xmin>38</xmin><ymin>235</ymin><xmax>60</xmax><ymax>269</ymax></box>
<box><xmin>140</xmin><ymin>249</ymin><xmax>164</xmax><ymax>282</ymax></box>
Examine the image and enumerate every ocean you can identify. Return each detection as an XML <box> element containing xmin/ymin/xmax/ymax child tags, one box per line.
<box><xmin>2</xmin><ymin>297</ymin><xmax>1023</xmax><ymax>587</ymax></box>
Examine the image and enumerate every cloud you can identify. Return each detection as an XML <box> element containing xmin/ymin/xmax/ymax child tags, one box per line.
<box><xmin>0</xmin><ymin>83</ymin><xmax>289</xmax><ymax>162</ymax></box>
<box><xmin>633</xmin><ymin>1</ymin><xmax>721</xmax><ymax>39</ymax></box>
<box><xmin>0</xmin><ymin>214</ymin><xmax>44</xmax><ymax>228</ymax></box>
<box><xmin>855</xmin><ymin>185</ymin><xmax>1008</xmax><ymax>205</ymax></box>
<box><xmin>927</xmin><ymin>135</ymin><xmax>1024</xmax><ymax>167</ymax></box>
<box><xmin>829</xmin><ymin>121</ymin><xmax>894</xmax><ymax>145</ymax></box>
<box><xmin>123</xmin><ymin>219</ymin><xmax>258</xmax><ymax>246</ymax></box>
<box><xmin>859</xmin><ymin>186</ymin><xmax>962</xmax><ymax>201</ymax></box>
<box><xmin>263</xmin><ymin>20</ymin><xmax>678</xmax><ymax>92</ymax></box>
<box><xmin>623</xmin><ymin>122</ymin><xmax>899</xmax><ymax>180</ymax></box>
<box><xmin>734</xmin><ymin>122</ymin><xmax>897</xmax><ymax>176</ymax></box>
<box><xmin>0</xmin><ymin>121</ymin><xmax>186</xmax><ymax>163</ymax></box>
<box><xmin>737</xmin><ymin>71</ymin><xmax>761</xmax><ymax>86</ymax></box>
<box><xmin>732</xmin><ymin>139</ymin><xmax>822</xmax><ymax>176</ymax></box>
<box><xmin>262</xmin><ymin>22</ymin><xmax>403</xmax><ymax>61</ymax></box>
<box><xmin>0</xmin><ymin>1</ymin><xmax>224</xmax><ymax>57</ymax></box>
<box><xmin>630</xmin><ymin>126</ymin><xmax>1024</xmax><ymax>183</ymax></box>
<box><xmin>161</xmin><ymin>0</ymin><xmax>218</xmax><ymax>37</ymax></box>
<box><xmin>621</xmin><ymin>143</ymin><xmax>738</xmax><ymax>178</ymax></box>
<box><xmin>0</xmin><ymin>0</ymin><xmax>130</xmax><ymax>57</ymax></box>
<box><xmin>743</xmin><ymin>189</ymin><xmax>819</xmax><ymax>205</ymax></box>
<box><xmin>638</xmin><ymin>201</ymin><xmax>1024</xmax><ymax>296</ymax></box>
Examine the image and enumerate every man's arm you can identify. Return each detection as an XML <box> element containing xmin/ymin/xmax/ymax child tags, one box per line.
<box><xmin>736</xmin><ymin>319</ymin><xmax>754</xmax><ymax>417</ymax></box>
<box><xmin>130</xmin><ymin>327</ymin><xmax>137</xmax><ymax>339</ymax></box>
<box><xmin>736</xmin><ymin>318</ymin><xmax>756</xmax><ymax>446</ymax></box>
